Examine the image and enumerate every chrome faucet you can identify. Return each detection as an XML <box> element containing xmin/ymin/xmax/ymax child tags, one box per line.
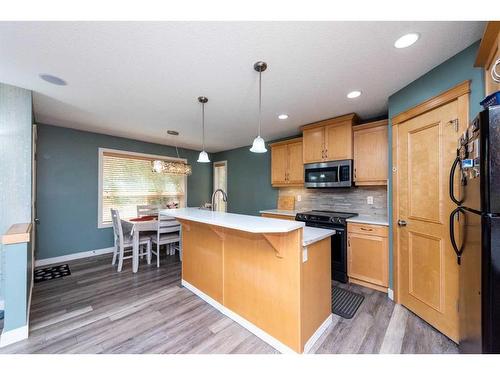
<box><xmin>211</xmin><ymin>189</ymin><xmax>227</xmax><ymax>211</ymax></box>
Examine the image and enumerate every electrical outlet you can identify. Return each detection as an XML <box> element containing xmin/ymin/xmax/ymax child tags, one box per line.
<box><xmin>302</xmin><ymin>247</ymin><xmax>308</xmax><ymax>262</ymax></box>
<box><xmin>296</xmin><ymin>195</ymin><xmax>302</xmax><ymax>202</ymax></box>
<box><xmin>367</xmin><ymin>196</ymin><xmax>374</xmax><ymax>205</ymax></box>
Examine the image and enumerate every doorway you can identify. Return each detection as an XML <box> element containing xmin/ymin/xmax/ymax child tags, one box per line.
<box><xmin>213</xmin><ymin>161</ymin><xmax>227</xmax><ymax>212</ymax></box>
<box><xmin>392</xmin><ymin>82</ymin><xmax>470</xmax><ymax>343</ymax></box>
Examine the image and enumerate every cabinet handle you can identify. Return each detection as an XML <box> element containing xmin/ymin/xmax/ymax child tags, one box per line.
<box><xmin>324</xmin><ymin>149</ymin><xmax>328</xmax><ymax>159</ymax></box>
<box><xmin>354</xmin><ymin>168</ymin><xmax>357</xmax><ymax>180</ymax></box>
<box><xmin>360</xmin><ymin>227</ymin><xmax>373</xmax><ymax>231</ymax></box>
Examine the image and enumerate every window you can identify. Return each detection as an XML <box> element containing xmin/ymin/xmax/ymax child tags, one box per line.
<box><xmin>213</xmin><ymin>161</ymin><xmax>227</xmax><ymax>212</ymax></box>
<box><xmin>98</xmin><ymin>148</ymin><xmax>187</xmax><ymax>227</ymax></box>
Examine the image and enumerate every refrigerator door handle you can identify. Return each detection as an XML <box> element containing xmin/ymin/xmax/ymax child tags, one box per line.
<box><xmin>449</xmin><ymin>156</ymin><xmax>463</xmax><ymax>205</ymax></box>
<box><xmin>450</xmin><ymin>206</ymin><xmax>464</xmax><ymax>265</ymax></box>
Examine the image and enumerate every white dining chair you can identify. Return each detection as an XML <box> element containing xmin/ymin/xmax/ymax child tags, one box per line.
<box><xmin>151</xmin><ymin>212</ymin><xmax>181</xmax><ymax>267</ymax></box>
<box><xmin>136</xmin><ymin>204</ymin><xmax>160</xmax><ymax>217</ymax></box>
<box><xmin>111</xmin><ymin>208</ymin><xmax>152</xmax><ymax>272</ymax></box>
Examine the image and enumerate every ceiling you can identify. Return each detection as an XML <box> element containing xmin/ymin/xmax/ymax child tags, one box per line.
<box><xmin>0</xmin><ymin>21</ymin><xmax>485</xmax><ymax>152</ymax></box>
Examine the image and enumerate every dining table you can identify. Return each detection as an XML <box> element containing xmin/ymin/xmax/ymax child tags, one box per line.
<box><xmin>121</xmin><ymin>216</ymin><xmax>158</xmax><ymax>273</ymax></box>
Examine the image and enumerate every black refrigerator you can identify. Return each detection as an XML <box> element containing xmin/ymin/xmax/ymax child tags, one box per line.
<box><xmin>450</xmin><ymin>105</ymin><xmax>500</xmax><ymax>354</ymax></box>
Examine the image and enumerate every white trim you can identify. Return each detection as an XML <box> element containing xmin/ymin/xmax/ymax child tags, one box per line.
<box><xmin>303</xmin><ymin>314</ymin><xmax>333</xmax><ymax>354</ymax></box>
<box><xmin>212</xmin><ymin>160</ymin><xmax>228</xmax><ymax>212</ymax></box>
<box><xmin>0</xmin><ymin>325</ymin><xmax>28</xmax><ymax>348</ymax></box>
<box><xmin>388</xmin><ymin>288</ymin><xmax>394</xmax><ymax>301</ymax></box>
<box><xmin>35</xmin><ymin>247</ymin><xmax>114</xmax><ymax>267</ymax></box>
<box><xmin>97</xmin><ymin>147</ymin><xmax>188</xmax><ymax>228</ymax></box>
<box><xmin>0</xmin><ymin>300</ymin><xmax>4</xmax><ymax>310</ymax></box>
<box><xmin>182</xmin><ymin>279</ymin><xmax>329</xmax><ymax>354</ymax></box>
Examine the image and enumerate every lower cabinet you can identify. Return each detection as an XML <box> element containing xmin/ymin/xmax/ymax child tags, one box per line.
<box><xmin>347</xmin><ymin>222</ymin><xmax>389</xmax><ymax>292</ymax></box>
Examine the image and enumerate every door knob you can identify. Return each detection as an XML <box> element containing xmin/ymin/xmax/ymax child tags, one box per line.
<box><xmin>397</xmin><ymin>219</ymin><xmax>407</xmax><ymax>227</ymax></box>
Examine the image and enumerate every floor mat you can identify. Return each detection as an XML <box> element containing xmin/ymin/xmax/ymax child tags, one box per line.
<box><xmin>34</xmin><ymin>264</ymin><xmax>71</xmax><ymax>283</ymax></box>
<box><xmin>332</xmin><ymin>286</ymin><xmax>364</xmax><ymax>319</ymax></box>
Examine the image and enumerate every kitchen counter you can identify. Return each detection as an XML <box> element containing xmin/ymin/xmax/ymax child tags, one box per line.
<box><xmin>166</xmin><ymin>208</ymin><xmax>304</xmax><ymax>233</ymax></box>
<box><xmin>259</xmin><ymin>209</ymin><xmax>301</xmax><ymax>217</ymax></box>
<box><xmin>303</xmin><ymin>226</ymin><xmax>335</xmax><ymax>247</ymax></box>
<box><xmin>346</xmin><ymin>215</ymin><xmax>389</xmax><ymax>226</ymax></box>
<box><xmin>166</xmin><ymin>207</ymin><xmax>333</xmax><ymax>354</ymax></box>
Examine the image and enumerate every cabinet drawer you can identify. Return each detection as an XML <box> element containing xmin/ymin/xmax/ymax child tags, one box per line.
<box><xmin>348</xmin><ymin>222</ymin><xmax>388</xmax><ymax>237</ymax></box>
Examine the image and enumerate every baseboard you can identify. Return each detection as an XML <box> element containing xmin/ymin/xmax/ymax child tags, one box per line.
<box><xmin>35</xmin><ymin>247</ymin><xmax>115</xmax><ymax>267</ymax></box>
<box><xmin>303</xmin><ymin>314</ymin><xmax>333</xmax><ymax>354</ymax></box>
<box><xmin>182</xmin><ymin>279</ymin><xmax>298</xmax><ymax>354</ymax></box>
<box><xmin>0</xmin><ymin>325</ymin><xmax>28</xmax><ymax>348</ymax></box>
<box><xmin>388</xmin><ymin>288</ymin><xmax>394</xmax><ymax>301</ymax></box>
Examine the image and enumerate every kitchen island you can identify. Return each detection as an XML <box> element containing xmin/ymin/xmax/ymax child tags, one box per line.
<box><xmin>164</xmin><ymin>208</ymin><xmax>334</xmax><ymax>353</ymax></box>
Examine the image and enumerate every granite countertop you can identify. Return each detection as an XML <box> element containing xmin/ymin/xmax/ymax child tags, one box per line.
<box><xmin>346</xmin><ymin>215</ymin><xmax>389</xmax><ymax>226</ymax></box>
<box><xmin>165</xmin><ymin>208</ymin><xmax>304</xmax><ymax>234</ymax></box>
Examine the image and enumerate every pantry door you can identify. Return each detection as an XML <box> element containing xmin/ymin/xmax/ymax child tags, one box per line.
<box><xmin>394</xmin><ymin>84</ymin><xmax>469</xmax><ymax>343</ymax></box>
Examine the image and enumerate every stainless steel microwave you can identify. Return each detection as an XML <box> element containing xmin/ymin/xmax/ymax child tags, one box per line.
<box><xmin>304</xmin><ymin>160</ymin><xmax>353</xmax><ymax>188</ymax></box>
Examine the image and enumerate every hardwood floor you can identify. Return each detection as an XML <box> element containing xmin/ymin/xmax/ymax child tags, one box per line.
<box><xmin>0</xmin><ymin>253</ymin><xmax>458</xmax><ymax>354</ymax></box>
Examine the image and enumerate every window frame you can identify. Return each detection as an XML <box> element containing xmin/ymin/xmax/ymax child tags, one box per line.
<box><xmin>97</xmin><ymin>147</ymin><xmax>188</xmax><ymax>228</ymax></box>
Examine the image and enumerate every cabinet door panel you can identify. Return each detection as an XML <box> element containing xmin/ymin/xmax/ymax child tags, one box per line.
<box><xmin>271</xmin><ymin>144</ymin><xmax>287</xmax><ymax>185</ymax></box>
<box><xmin>348</xmin><ymin>233</ymin><xmax>388</xmax><ymax>287</ymax></box>
<box><xmin>287</xmin><ymin>141</ymin><xmax>304</xmax><ymax>184</ymax></box>
<box><xmin>303</xmin><ymin>128</ymin><xmax>324</xmax><ymax>164</ymax></box>
<box><xmin>325</xmin><ymin>122</ymin><xmax>352</xmax><ymax>161</ymax></box>
<box><xmin>353</xmin><ymin>125</ymin><xmax>388</xmax><ymax>185</ymax></box>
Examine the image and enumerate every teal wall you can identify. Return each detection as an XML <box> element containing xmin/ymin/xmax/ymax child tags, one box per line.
<box><xmin>387</xmin><ymin>41</ymin><xmax>484</xmax><ymax>288</ymax></box>
<box><xmin>212</xmin><ymin>142</ymin><xmax>280</xmax><ymax>216</ymax></box>
<box><xmin>0</xmin><ymin>83</ymin><xmax>33</xmax><ymax>320</ymax></box>
<box><xmin>36</xmin><ymin>124</ymin><xmax>212</xmax><ymax>260</ymax></box>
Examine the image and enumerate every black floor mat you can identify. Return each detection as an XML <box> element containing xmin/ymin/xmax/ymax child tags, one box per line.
<box><xmin>332</xmin><ymin>286</ymin><xmax>364</xmax><ymax>319</ymax></box>
<box><xmin>34</xmin><ymin>264</ymin><xmax>71</xmax><ymax>283</ymax></box>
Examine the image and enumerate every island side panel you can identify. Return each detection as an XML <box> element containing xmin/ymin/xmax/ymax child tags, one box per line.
<box><xmin>180</xmin><ymin>220</ymin><xmax>223</xmax><ymax>303</ymax></box>
<box><xmin>223</xmin><ymin>228</ymin><xmax>303</xmax><ymax>353</ymax></box>
<box><xmin>300</xmin><ymin>237</ymin><xmax>332</xmax><ymax>349</ymax></box>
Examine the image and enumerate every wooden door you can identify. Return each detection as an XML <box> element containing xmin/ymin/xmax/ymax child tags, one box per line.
<box><xmin>353</xmin><ymin>122</ymin><xmax>388</xmax><ymax>185</ymax></box>
<box><xmin>271</xmin><ymin>144</ymin><xmax>287</xmax><ymax>185</ymax></box>
<box><xmin>325</xmin><ymin>122</ymin><xmax>352</xmax><ymax>161</ymax></box>
<box><xmin>287</xmin><ymin>141</ymin><xmax>304</xmax><ymax>184</ymax></box>
<box><xmin>396</xmin><ymin>100</ymin><xmax>460</xmax><ymax>342</ymax></box>
<box><xmin>302</xmin><ymin>127</ymin><xmax>324</xmax><ymax>163</ymax></box>
<box><xmin>348</xmin><ymin>232</ymin><xmax>388</xmax><ymax>287</ymax></box>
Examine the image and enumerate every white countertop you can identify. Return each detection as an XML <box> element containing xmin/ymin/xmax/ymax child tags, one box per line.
<box><xmin>259</xmin><ymin>209</ymin><xmax>301</xmax><ymax>217</ymax></box>
<box><xmin>302</xmin><ymin>226</ymin><xmax>335</xmax><ymax>247</ymax></box>
<box><xmin>164</xmin><ymin>208</ymin><xmax>304</xmax><ymax>234</ymax></box>
<box><xmin>346</xmin><ymin>215</ymin><xmax>389</xmax><ymax>226</ymax></box>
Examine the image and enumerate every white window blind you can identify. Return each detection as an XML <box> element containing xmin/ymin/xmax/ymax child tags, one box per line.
<box><xmin>101</xmin><ymin>151</ymin><xmax>186</xmax><ymax>224</ymax></box>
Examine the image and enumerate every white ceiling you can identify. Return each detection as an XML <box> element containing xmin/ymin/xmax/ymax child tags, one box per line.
<box><xmin>0</xmin><ymin>21</ymin><xmax>485</xmax><ymax>152</ymax></box>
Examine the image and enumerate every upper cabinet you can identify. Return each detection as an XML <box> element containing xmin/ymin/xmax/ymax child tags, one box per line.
<box><xmin>270</xmin><ymin>138</ymin><xmax>304</xmax><ymax>187</ymax></box>
<box><xmin>353</xmin><ymin>120</ymin><xmax>388</xmax><ymax>186</ymax></box>
<box><xmin>475</xmin><ymin>21</ymin><xmax>500</xmax><ymax>96</ymax></box>
<box><xmin>301</xmin><ymin>113</ymin><xmax>357</xmax><ymax>164</ymax></box>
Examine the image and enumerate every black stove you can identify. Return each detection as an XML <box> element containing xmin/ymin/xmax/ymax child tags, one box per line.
<box><xmin>295</xmin><ymin>210</ymin><xmax>358</xmax><ymax>225</ymax></box>
<box><xmin>295</xmin><ymin>210</ymin><xmax>358</xmax><ymax>283</ymax></box>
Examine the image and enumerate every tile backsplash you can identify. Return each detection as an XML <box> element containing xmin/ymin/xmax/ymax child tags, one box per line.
<box><xmin>279</xmin><ymin>186</ymin><xmax>387</xmax><ymax>217</ymax></box>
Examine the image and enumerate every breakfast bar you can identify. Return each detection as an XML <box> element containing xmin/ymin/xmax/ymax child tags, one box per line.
<box><xmin>165</xmin><ymin>208</ymin><xmax>334</xmax><ymax>353</ymax></box>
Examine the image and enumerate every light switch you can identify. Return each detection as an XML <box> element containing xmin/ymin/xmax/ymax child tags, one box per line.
<box><xmin>367</xmin><ymin>196</ymin><xmax>374</xmax><ymax>205</ymax></box>
<box><xmin>297</xmin><ymin>195</ymin><xmax>302</xmax><ymax>202</ymax></box>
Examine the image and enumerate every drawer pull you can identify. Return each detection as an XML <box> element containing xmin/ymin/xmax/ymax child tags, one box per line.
<box><xmin>360</xmin><ymin>227</ymin><xmax>373</xmax><ymax>231</ymax></box>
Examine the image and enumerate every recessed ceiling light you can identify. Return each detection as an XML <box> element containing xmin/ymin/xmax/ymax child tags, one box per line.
<box><xmin>39</xmin><ymin>74</ymin><xmax>67</xmax><ymax>86</ymax></box>
<box><xmin>347</xmin><ymin>90</ymin><xmax>361</xmax><ymax>99</ymax></box>
<box><xmin>278</xmin><ymin>114</ymin><xmax>289</xmax><ymax>120</ymax></box>
<box><xmin>394</xmin><ymin>33</ymin><xmax>420</xmax><ymax>49</ymax></box>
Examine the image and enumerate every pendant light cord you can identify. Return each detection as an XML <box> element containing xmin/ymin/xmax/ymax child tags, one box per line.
<box><xmin>258</xmin><ymin>70</ymin><xmax>262</xmax><ymax>137</ymax></box>
<box><xmin>202</xmin><ymin>102</ymin><xmax>205</xmax><ymax>151</ymax></box>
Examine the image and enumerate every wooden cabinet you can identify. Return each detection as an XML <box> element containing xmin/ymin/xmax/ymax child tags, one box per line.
<box><xmin>270</xmin><ymin>138</ymin><xmax>304</xmax><ymax>187</ymax></box>
<box><xmin>353</xmin><ymin>120</ymin><xmax>388</xmax><ymax>186</ymax></box>
<box><xmin>347</xmin><ymin>222</ymin><xmax>388</xmax><ymax>292</ymax></box>
<box><xmin>301</xmin><ymin>113</ymin><xmax>357</xmax><ymax>164</ymax></box>
<box><xmin>475</xmin><ymin>22</ymin><xmax>500</xmax><ymax>96</ymax></box>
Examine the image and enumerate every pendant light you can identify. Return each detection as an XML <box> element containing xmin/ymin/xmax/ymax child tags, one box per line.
<box><xmin>151</xmin><ymin>130</ymin><xmax>192</xmax><ymax>175</ymax></box>
<box><xmin>250</xmin><ymin>61</ymin><xmax>268</xmax><ymax>153</ymax></box>
<box><xmin>197</xmin><ymin>96</ymin><xmax>210</xmax><ymax>163</ymax></box>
